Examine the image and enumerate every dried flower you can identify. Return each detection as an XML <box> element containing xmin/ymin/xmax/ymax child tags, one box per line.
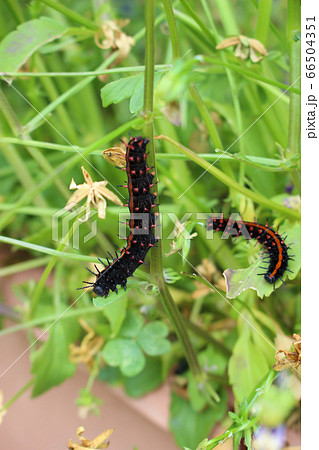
<box><xmin>274</xmin><ymin>333</ymin><xmax>301</xmax><ymax>372</ymax></box>
<box><xmin>68</xmin><ymin>426</ymin><xmax>114</xmax><ymax>449</ymax></box>
<box><xmin>216</xmin><ymin>35</ymin><xmax>268</xmax><ymax>63</ymax></box>
<box><xmin>102</xmin><ymin>145</ymin><xmax>126</xmax><ymax>168</ymax></box>
<box><xmin>69</xmin><ymin>319</ymin><xmax>105</xmax><ymax>371</ymax></box>
<box><xmin>95</xmin><ymin>20</ymin><xmax>134</xmax><ymax>66</ymax></box>
<box><xmin>65</xmin><ymin>166</ymin><xmax>123</xmax><ymax>222</ymax></box>
<box><xmin>192</xmin><ymin>259</ymin><xmax>226</xmax><ymax>299</ymax></box>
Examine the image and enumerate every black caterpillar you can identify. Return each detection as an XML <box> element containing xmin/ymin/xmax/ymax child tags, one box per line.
<box><xmin>81</xmin><ymin>136</ymin><xmax>156</xmax><ymax>298</ymax></box>
<box><xmin>206</xmin><ymin>214</ymin><xmax>293</xmax><ymax>288</ymax></box>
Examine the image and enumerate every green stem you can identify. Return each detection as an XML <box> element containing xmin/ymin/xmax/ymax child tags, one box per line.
<box><xmin>0</xmin><ymin>306</ymin><xmax>106</xmax><ymax>337</ymax></box>
<box><xmin>29</xmin><ymin>219</ymin><xmax>81</xmax><ymax>316</ymax></box>
<box><xmin>23</xmin><ymin>54</ymin><xmax>117</xmax><ymax>134</ymax></box>
<box><xmin>0</xmin><ymin>117</ymin><xmax>143</xmax><ymax>232</ymax></box>
<box><xmin>0</xmin><ymin>256</ymin><xmax>51</xmax><ymax>277</ymax></box>
<box><xmin>203</xmin><ymin>57</ymin><xmax>300</xmax><ymax>96</ymax></box>
<box><xmin>144</xmin><ymin>0</ymin><xmax>203</xmax><ymax>382</ymax></box>
<box><xmin>1</xmin><ymin>65</ymin><xmax>171</xmax><ymax>78</ymax></box>
<box><xmin>39</xmin><ymin>0</ymin><xmax>98</xmax><ymax>30</ymax></box>
<box><xmin>287</xmin><ymin>0</ymin><xmax>301</xmax><ymax>194</ymax></box>
<box><xmin>0</xmin><ymin>235</ymin><xmax>104</xmax><ymax>263</ymax></box>
<box><xmin>158</xmin><ymin>135</ymin><xmax>301</xmax><ymax>220</ymax></box>
<box><xmin>2</xmin><ymin>379</ymin><xmax>34</xmax><ymax>411</ymax></box>
<box><xmin>255</xmin><ymin>0</ymin><xmax>273</xmax><ymax>45</ymax></box>
<box><xmin>162</xmin><ymin>0</ymin><xmax>180</xmax><ymax>59</ymax></box>
<box><xmin>179</xmin><ymin>0</ymin><xmax>216</xmax><ymax>45</ymax></box>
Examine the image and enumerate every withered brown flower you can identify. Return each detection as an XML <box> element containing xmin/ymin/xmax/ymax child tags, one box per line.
<box><xmin>191</xmin><ymin>258</ymin><xmax>226</xmax><ymax>299</ymax></box>
<box><xmin>68</xmin><ymin>426</ymin><xmax>114</xmax><ymax>449</ymax></box>
<box><xmin>274</xmin><ymin>333</ymin><xmax>301</xmax><ymax>372</ymax></box>
<box><xmin>216</xmin><ymin>35</ymin><xmax>268</xmax><ymax>63</ymax></box>
<box><xmin>69</xmin><ymin>319</ymin><xmax>105</xmax><ymax>371</ymax></box>
<box><xmin>95</xmin><ymin>20</ymin><xmax>134</xmax><ymax>66</ymax></box>
<box><xmin>65</xmin><ymin>166</ymin><xmax>123</xmax><ymax>222</ymax></box>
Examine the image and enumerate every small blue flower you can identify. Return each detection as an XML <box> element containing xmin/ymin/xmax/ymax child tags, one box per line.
<box><xmin>253</xmin><ymin>425</ymin><xmax>286</xmax><ymax>450</ymax></box>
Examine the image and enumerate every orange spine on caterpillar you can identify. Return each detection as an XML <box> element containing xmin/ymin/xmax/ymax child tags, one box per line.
<box><xmin>206</xmin><ymin>213</ymin><xmax>293</xmax><ymax>288</ymax></box>
<box><xmin>80</xmin><ymin>136</ymin><xmax>157</xmax><ymax>298</ymax></box>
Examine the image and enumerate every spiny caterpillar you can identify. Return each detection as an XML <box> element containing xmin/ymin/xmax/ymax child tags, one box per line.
<box><xmin>206</xmin><ymin>214</ymin><xmax>293</xmax><ymax>288</ymax></box>
<box><xmin>81</xmin><ymin>136</ymin><xmax>157</xmax><ymax>298</ymax></box>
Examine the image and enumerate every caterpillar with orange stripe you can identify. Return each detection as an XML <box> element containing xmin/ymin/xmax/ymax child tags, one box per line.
<box><xmin>81</xmin><ymin>136</ymin><xmax>156</xmax><ymax>298</ymax></box>
<box><xmin>206</xmin><ymin>214</ymin><xmax>293</xmax><ymax>288</ymax></box>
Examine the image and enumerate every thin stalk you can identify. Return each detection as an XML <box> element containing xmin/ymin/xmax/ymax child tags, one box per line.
<box><xmin>287</xmin><ymin>0</ymin><xmax>301</xmax><ymax>194</ymax></box>
<box><xmin>162</xmin><ymin>0</ymin><xmax>180</xmax><ymax>60</ymax></box>
<box><xmin>0</xmin><ymin>235</ymin><xmax>102</xmax><ymax>263</ymax></box>
<box><xmin>213</xmin><ymin>0</ymin><xmax>239</xmax><ymax>36</ymax></box>
<box><xmin>34</xmin><ymin>55</ymin><xmax>78</xmax><ymax>143</ymax></box>
<box><xmin>39</xmin><ymin>0</ymin><xmax>98</xmax><ymax>31</ymax></box>
<box><xmin>0</xmin><ymin>117</ymin><xmax>144</xmax><ymax>232</ymax></box>
<box><xmin>255</xmin><ymin>0</ymin><xmax>273</xmax><ymax>45</ymax></box>
<box><xmin>0</xmin><ymin>305</ymin><xmax>106</xmax><ymax>337</ymax></box>
<box><xmin>0</xmin><ymin>256</ymin><xmax>51</xmax><ymax>277</ymax></box>
<box><xmin>2</xmin><ymin>379</ymin><xmax>34</xmax><ymax>411</ymax></box>
<box><xmin>1</xmin><ymin>65</ymin><xmax>170</xmax><ymax>78</ymax></box>
<box><xmin>23</xmin><ymin>54</ymin><xmax>118</xmax><ymax>134</ymax></box>
<box><xmin>144</xmin><ymin>0</ymin><xmax>203</xmax><ymax>383</ymax></box>
<box><xmin>179</xmin><ymin>0</ymin><xmax>216</xmax><ymax>45</ymax></box>
<box><xmin>203</xmin><ymin>57</ymin><xmax>300</xmax><ymax>96</ymax></box>
<box><xmin>29</xmin><ymin>219</ymin><xmax>81</xmax><ymax>316</ymax></box>
<box><xmin>158</xmin><ymin>135</ymin><xmax>301</xmax><ymax>220</ymax></box>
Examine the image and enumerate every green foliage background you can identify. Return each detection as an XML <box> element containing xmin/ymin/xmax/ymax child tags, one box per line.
<box><xmin>0</xmin><ymin>1</ymin><xmax>301</xmax><ymax>449</ymax></box>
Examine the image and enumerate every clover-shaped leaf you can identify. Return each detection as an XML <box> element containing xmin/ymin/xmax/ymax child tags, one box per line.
<box><xmin>138</xmin><ymin>321</ymin><xmax>171</xmax><ymax>356</ymax></box>
<box><xmin>102</xmin><ymin>311</ymin><xmax>171</xmax><ymax>377</ymax></box>
<box><xmin>102</xmin><ymin>338</ymin><xmax>145</xmax><ymax>377</ymax></box>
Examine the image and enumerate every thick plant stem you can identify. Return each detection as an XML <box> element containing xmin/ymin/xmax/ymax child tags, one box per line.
<box><xmin>144</xmin><ymin>0</ymin><xmax>202</xmax><ymax>381</ymax></box>
<box><xmin>287</xmin><ymin>0</ymin><xmax>301</xmax><ymax>194</ymax></box>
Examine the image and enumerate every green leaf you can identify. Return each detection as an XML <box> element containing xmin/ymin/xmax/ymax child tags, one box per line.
<box><xmin>92</xmin><ymin>285</ymin><xmax>128</xmax><ymax>307</ymax></box>
<box><xmin>101</xmin><ymin>72</ymin><xmax>163</xmax><ymax>114</ymax></box>
<box><xmin>98</xmin><ymin>366</ymin><xmax>123</xmax><ymax>386</ymax></box>
<box><xmin>169</xmin><ymin>390</ymin><xmax>227</xmax><ymax>449</ymax></box>
<box><xmin>254</xmin><ymin>380</ymin><xmax>297</xmax><ymax>427</ymax></box>
<box><xmin>31</xmin><ymin>319</ymin><xmax>80</xmax><ymax>396</ymax></box>
<box><xmin>101</xmin><ymin>75</ymin><xmax>143</xmax><ymax>111</ymax></box>
<box><xmin>103</xmin><ymin>296</ymin><xmax>128</xmax><ymax>338</ymax></box>
<box><xmin>124</xmin><ymin>357</ymin><xmax>163</xmax><ymax>397</ymax></box>
<box><xmin>138</xmin><ymin>321</ymin><xmax>172</xmax><ymax>356</ymax></box>
<box><xmin>228</xmin><ymin>321</ymin><xmax>269</xmax><ymax>404</ymax></box>
<box><xmin>120</xmin><ymin>309</ymin><xmax>144</xmax><ymax>338</ymax></box>
<box><xmin>0</xmin><ymin>17</ymin><xmax>68</xmax><ymax>73</ymax></box>
<box><xmin>223</xmin><ymin>223</ymin><xmax>301</xmax><ymax>299</ymax></box>
<box><xmin>102</xmin><ymin>338</ymin><xmax>145</xmax><ymax>377</ymax></box>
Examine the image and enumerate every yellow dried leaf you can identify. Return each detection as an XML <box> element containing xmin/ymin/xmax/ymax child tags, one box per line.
<box><xmin>68</xmin><ymin>426</ymin><xmax>114</xmax><ymax>449</ymax></box>
<box><xmin>103</xmin><ymin>146</ymin><xmax>126</xmax><ymax>167</ymax></box>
